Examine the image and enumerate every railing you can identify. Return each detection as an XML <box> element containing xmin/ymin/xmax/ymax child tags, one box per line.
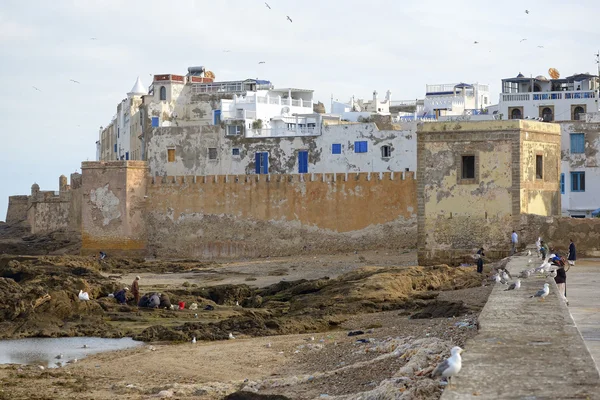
<box><xmin>392</xmin><ymin>115</ymin><xmax>437</xmax><ymax>122</ymax></box>
<box><xmin>502</xmin><ymin>91</ymin><xmax>598</xmax><ymax>102</ymax></box>
<box><xmin>246</xmin><ymin>126</ymin><xmax>319</xmax><ymax>138</ymax></box>
<box><xmin>269</xmin><ymin>97</ymin><xmax>279</xmax><ymax>104</ymax></box>
<box><xmin>291</xmin><ymin>99</ymin><xmax>301</xmax><ymax>107</ymax></box>
<box><xmin>221</xmin><ymin>110</ymin><xmax>257</xmax><ymax>120</ymax></box>
<box><xmin>391</xmin><ymin>100</ymin><xmax>418</xmax><ymax>106</ymax></box>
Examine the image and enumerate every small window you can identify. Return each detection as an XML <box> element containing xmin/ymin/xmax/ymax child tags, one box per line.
<box><xmin>117</xmin><ymin>127</ymin><xmax>120</xmax><ymax>138</ymax></box>
<box><xmin>151</xmin><ymin>116</ymin><xmax>159</xmax><ymax>127</ymax></box>
<box><xmin>208</xmin><ymin>148</ymin><xmax>218</xmax><ymax>160</ymax></box>
<box><xmin>535</xmin><ymin>155</ymin><xmax>543</xmax><ymax>179</ymax></box>
<box><xmin>332</xmin><ymin>144</ymin><xmax>342</xmax><ymax>154</ymax></box>
<box><xmin>232</xmin><ymin>148</ymin><xmax>240</xmax><ymax>156</ymax></box>
<box><xmin>114</xmin><ymin>144</ymin><xmax>117</xmax><ymax>153</ymax></box>
<box><xmin>214</xmin><ymin>110</ymin><xmax>221</xmax><ymax>125</ymax></box>
<box><xmin>560</xmin><ymin>173</ymin><xmax>565</xmax><ymax>194</ymax></box>
<box><xmin>227</xmin><ymin>125</ymin><xmax>241</xmax><ymax>135</ymax></box>
<box><xmin>574</xmin><ymin>106</ymin><xmax>585</xmax><ymax>120</ymax></box>
<box><xmin>461</xmin><ymin>156</ymin><xmax>475</xmax><ymax>179</ymax></box>
<box><xmin>167</xmin><ymin>148</ymin><xmax>175</xmax><ymax>162</ymax></box>
<box><xmin>381</xmin><ymin>145</ymin><xmax>391</xmax><ymax>158</ymax></box>
<box><xmin>125</xmin><ymin>152</ymin><xmax>129</xmax><ymax>161</ymax></box>
<box><xmin>570</xmin><ymin>133</ymin><xmax>585</xmax><ymax>154</ymax></box>
<box><xmin>510</xmin><ymin>108</ymin><xmax>522</xmax><ymax>120</ymax></box>
<box><xmin>541</xmin><ymin>107</ymin><xmax>553</xmax><ymax>122</ymax></box>
<box><xmin>355</xmin><ymin>141</ymin><xmax>368</xmax><ymax>153</ymax></box>
<box><xmin>571</xmin><ymin>171</ymin><xmax>585</xmax><ymax>192</ymax></box>
<box><xmin>159</xmin><ymin>86</ymin><xmax>166</xmax><ymax>101</ymax></box>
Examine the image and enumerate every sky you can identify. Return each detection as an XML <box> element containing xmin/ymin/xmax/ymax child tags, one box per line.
<box><xmin>1</xmin><ymin>0</ymin><xmax>599</xmax><ymax>219</ymax></box>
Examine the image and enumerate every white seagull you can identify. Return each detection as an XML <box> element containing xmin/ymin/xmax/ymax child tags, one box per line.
<box><xmin>504</xmin><ymin>279</ymin><xmax>521</xmax><ymax>291</ymax></box>
<box><xmin>527</xmin><ymin>250</ymin><xmax>532</xmax><ymax>256</ymax></box>
<box><xmin>192</xmin><ymin>337</ymin><xmax>196</xmax><ymax>344</ymax></box>
<box><xmin>530</xmin><ymin>283</ymin><xmax>550</xmax><ymax>301</ymax></box>
<box><xmin>432</xmin><ymin>346</ymin><xmax>463</xmax><ymax>388</ymax></box>
<box><xmin>229</xmin><ymin>333</ymin><xmax>235</xmax><ymax>340</ymax></box>
<box><xmin>78</xmin><ymin>290</ymin><xmax>90</xmax><ymax>301</ymax></box>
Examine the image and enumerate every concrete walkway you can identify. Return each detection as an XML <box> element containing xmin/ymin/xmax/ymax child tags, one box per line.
<box><xmin>564</xmin><ymin>258</ymin><xmax>600</xmax><ymax>373</ymax></box>
<box><xmin>441</xmin><ymin>251</ymin><xmax>600</xmax><ymax>399</ymax></box>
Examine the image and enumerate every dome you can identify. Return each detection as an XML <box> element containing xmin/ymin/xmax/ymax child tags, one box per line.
<box><xmin>128</xmin><ymin>76</ymin><xmax>147</xmax><ymax>96</ymax></box>
<box><xmin>535</xmin><ymin>75</ymin><xmax>548</xmax><ymax>81</ymax></box>
<box><xmin>516</xmin><ymin>72</ymin><xmax>525</xmax><ymax>78</ymax></box>
<box><xmin>31</xmin><ymin>183</ymin><xmax>39</xmax><ymax>190</ymax></box>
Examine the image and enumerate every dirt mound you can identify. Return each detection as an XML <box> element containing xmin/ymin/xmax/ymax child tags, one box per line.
<box><xmin>409</xmin><ymin>300</ymin><xmax>470</xmax><ymax>319</ymax></box>
<box><xmin>0</xmin><ymin>223</ymin><xmax>81</xmax><ymax>256</ymax></box>
<box><xmin>224</xmin><ymin>393</ymin><xmax>292</xmax><ymax>400</ymax></box>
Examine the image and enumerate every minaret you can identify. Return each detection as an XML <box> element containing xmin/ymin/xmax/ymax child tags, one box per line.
<box><xmin>128</xmin><ymin>76</ymin><xmax>147</xmax><ymax>98</ymax></box>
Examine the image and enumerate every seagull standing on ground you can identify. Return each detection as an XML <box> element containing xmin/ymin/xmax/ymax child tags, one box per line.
<box><xmin>229</xmin><ymin>333</ymin><xmax>235</xmax><ymax>340</ymax></box>
<box><xmin>530</xmin><ymin>283</ymin><xmax>550</xmax><ymax>301</ymax></box>
<box><xmin>505</xmin><ymin>279</ymin><xmax>521</xmax><ymax>291</ymax></box>
<box><xmin>286</xmin><ymin>16</ymin><xmax>292</xmax><ymax>23</ymax></box>
<box><xmin>528</xmin><ymin>250</ymin><xmax>532</xmax><ymax>256</ymax></box>
<box><xmin>432</xmin><ymin>346</ymin><xmax>463</xmax><ymax>388</ymax></box>
<box><xmin>192</xmin><ymin>337</ymin><xmax>196</xmax><ymax>344</ymax></box>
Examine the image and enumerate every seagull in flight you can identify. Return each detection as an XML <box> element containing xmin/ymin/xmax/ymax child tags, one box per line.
<box><xmin>286</xmin><ymin>16</ymin><xmax>293</xmax><ymax>23</ymax></box>
<box><xmin>520</xmin><ymin>38</ymin><xmax>527</xmax><ymax>42</ymax></box>
<box><xmin>223</xmin><ymin>50</ymin><xmax>231</xmax><ymax>52</ymax></box>
<box><xmin>32</xmin><ymin>86</ymin><xmax>41</xmax><ymax>92</ymax></box>
<box><xmin>90</xmin><ymin>37</ymin><xmax>98</xmax><ymax>40</ymax></box>
<box><xmin>258</xmin><ymin>61</ymin><xmax>266</xmax><ymax>64</ymax></box>
<box><xmin>525</xmin><ymin>9</ymin><xmax>530</xmax><ymax>14</ymax></box>
<box><xmin>537</xmin><ymin>45</ymin><xmax>544</xmax><ymax>48</ymax></box>
<box><xmin>473</xmin><ymin>41</ymin><xmax>479</xmax><ymax>44</ymax></box>
<box><xmin>69</xmin><ymin>79</ymin><xmax>81</xmax><ymax>84</ymax></box>
<box><xmin>265</xmin><ymin>2</ymin><xmax>271</xmax><ymax>9</ymax></box>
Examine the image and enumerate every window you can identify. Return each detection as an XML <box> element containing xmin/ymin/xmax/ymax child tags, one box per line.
<box><xmin>255</xmin><ymin>152</ymin><xmax>268</xmax><ymax>174</ymax></box>
<box><xmin>509</xmin><ymin>107</ymin><xmax>522</xmax><ymax>120</ymax></box>
<box><xmin>208</xmin><ymin>148</ymin><xmax>217</xmax><ymax>160</ymax></box>
<box><xmin>573</xmin><ymin>106</ymin><xmax>585</xmax><ymax>120</ymax></box>
<box><xmin>355</xmin><ymin>141</ymin><xmax>368</xmax><ymax>153</ymax></box>
<box><xmin>484</xmin><ymin>96</ymin><xmax>488</xmax><ymax>104</ymax></box>
<box><xmin>332</xmin><ymin>143</ymin><xmax>342</xmax><ymax>154</ymax></box>
<box><xmin>167</xmin><ymin>148</ymin><xmax>175</xmax><ymax>162</ymax></box>
<box><xmin>114</xmin><ymin>144</ymin><xmax>117</xmax><ymax>153</ymax></box>
<box><xmin>227</xmin><ymin>125</ymin><xmax>241</xmax><ymax>135</ymax></box>
<box><xmin>571</xmin><ymin>171</ymin><xmax>585</xmax><ymax>192</ymax></box>
<box><xmin>151</xmin><ymin>116</ymin><xmax>159</xmax><ymax>127</ymax></box>
<box><xmin>159</xmin><ymin>86</ymin><xmax>166</xmax><ymax>101</ymax></box>
<box><xmin>125</xmin><ymin>152</ymin><xmax>129</xmax><ymax>161</ymax></box>
<box><xmin>541</xmin><ymin>107</ymin><xmax>553</xmax><ymax>122</ymax></box>
<box><xmin>461</xmin><ymin>156</ymin><xmax>475</xmax><ymax>179</ymax></box>
<box><xmin>214</xmin><ymin>110</ymin><xmax>221</xmax><ymax>125</ymax></box>
<box><xmin>560</xmin><ymin>173</ymin><xmax>565</xmax><ymax>194</ymax></box>
<box><xmin>117</xmin><ymin>127</ymin><xmax>120</xmax><ymax>138</ymax></box>
<box><xmin>232</xmin><ymin>148</ymin><xmax>240</xmax><ymax>156</ymax></box>
<box><xmin>535</xmin><ymin>155</ymin><xmax>543</xmax><ymax>179</ymax></box>
<box><xmin>570</xmin><ymin>133</ymin><xmax>585</xmax><ymax>154</ymax></box>
<box><xmin>298</xmin><ymin>150</ymin><xmax>308</xmax><ymax>174</ymax></box>
<box><xmin>381</xmin><ymin>145</ymin><xmax>392</xmax><ymax>158</ymax></box>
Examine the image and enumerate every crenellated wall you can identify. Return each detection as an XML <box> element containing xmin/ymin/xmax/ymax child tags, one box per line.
<box><xmin>144</xmin><ymin>171</ymin><xmax>417</xmax><ymax>258</ymax></box>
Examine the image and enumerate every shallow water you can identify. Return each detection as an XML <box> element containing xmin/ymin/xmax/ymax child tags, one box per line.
<box><xmin>0</xmin><ymin>337</ymin><xmax>143</xmax><ymax>368</ymax></box>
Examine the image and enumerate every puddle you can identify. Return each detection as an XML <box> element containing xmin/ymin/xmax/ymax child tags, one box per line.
<box><xmin>0</xmin><ymin>337</ymin><xmax>143</xmax><ymax>368</ymax></box>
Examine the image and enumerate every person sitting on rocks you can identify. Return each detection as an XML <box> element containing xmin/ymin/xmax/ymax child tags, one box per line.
<box><xmin>114</xmin><ymin>287</ymin><xmax>128</xmax><ymax>304</ymax></box>
<box><xmin>148</xmin><ymin>293</ymin><xmax>161</xmax><ymax>309</ymax></box>
<box><xmin>159</xmin><ymin>293</ymin><xmax>171</xmax><ymax>309</ymax></box>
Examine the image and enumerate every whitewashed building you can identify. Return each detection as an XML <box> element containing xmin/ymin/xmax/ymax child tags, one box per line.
<box><xmin>331</xmin><ymin>90</ymin><xmax>392</xmax><ymax>122</ymax></box>
<box><xmin>422</xmin><ymin>82</ymin><xmax>491</xmax><ymax>119</ymax></box>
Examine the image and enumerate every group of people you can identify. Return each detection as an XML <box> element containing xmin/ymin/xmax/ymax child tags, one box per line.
<box><xmin>112</xmin><ymin>276</ymin><xmax>171</xmax><ymax>308</ymax></box>
<box><xmin>476</xmin><ymin>231</ymin><xmax>577</xmax><ymax>305</ymax></box>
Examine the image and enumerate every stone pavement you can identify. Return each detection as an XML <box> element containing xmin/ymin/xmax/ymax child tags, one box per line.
<box><xmin>441</xmin><ymin>250</ymin><xmax>600</xmax><ymax>400</ymax></box>
<box><xmin>564</xmin><ymin>258</ymin><xmax>600</xmax><ymax>374</ymax></box>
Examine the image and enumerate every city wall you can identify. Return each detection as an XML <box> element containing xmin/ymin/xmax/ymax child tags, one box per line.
<box><xmin>5</xmin><ymin>196</ymin><xmax>28</xmax><ymax>225</ymax></box>
<box><xmin>144</xmin><ymin>171</ymin><xmax>418</xmax><ymax>258</ymax></box>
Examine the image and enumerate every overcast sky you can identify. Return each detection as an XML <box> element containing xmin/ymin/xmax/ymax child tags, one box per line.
<box><xmin>1</xmin><ymin>0</ymin><xmax>599</xmax><ymax>219</ymax></box>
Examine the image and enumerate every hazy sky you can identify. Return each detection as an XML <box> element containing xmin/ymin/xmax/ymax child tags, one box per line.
<box><xmin>1</xmin><ymin>0</ymin><xmax>599</xmax><ymax>219</ymax></box>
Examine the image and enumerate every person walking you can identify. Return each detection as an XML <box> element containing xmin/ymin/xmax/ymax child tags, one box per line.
<box><xmin>568</xmin><ymin>239</ymin><xmax>577</xmax><ymax>266</ymax></box>
<box><xmin>555</xmin><ymin>263</ymin><xmax>568</xmax><ymax>305</ymax></box>
<box><xmin>476</xmin><ymin>247</ymin><xmax>485</xmax><ymax>274</ymax></box>
<box><xmin>511</xmin><ymin>230</ymin><xmax>518</xmax><ymax>255</ymax></box>
<box><xmin>540</xmin><ymin>240</ymin><xmax>548</xmax><ymax>259</ymax></box>
<box><xmin>131</xmin><ymin>276</ymin><xmax>140</xmax><ymax>306</ymax></box>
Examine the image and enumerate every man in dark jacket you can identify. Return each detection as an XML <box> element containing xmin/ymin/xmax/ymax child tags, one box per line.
<box><xmin>476</xmin><ymin>248</ymin><xmax>485</xmax><ymax>274</ymax></box>
<box><xmin>555</xmin><ymin>264</ymin><xmax>567</xmax><ymax>305</ymax></box>
<box><xmin>568</xmin><ymin>239</ymin><xmax>577</xmax><ymax>266</ymax></box>
<box><xmin>114</xmin><ymin>288</ymin><xmax>128</xmax><ymax>304</ymax></box>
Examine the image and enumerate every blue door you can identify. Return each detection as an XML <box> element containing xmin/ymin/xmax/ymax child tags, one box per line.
<box><xmin>298</xmin><ymin>151</ymin><xmax>308</xmax><ymax>173</ymax></box>
<box><xmin>214</xmin><ymin>110</ymin><xmax>221</xmax><ymax>125</ymax></box>
<box><xmin>255</xmin><ymin>152</ymin><xmax>268</xmax><ymax>174</ymax></box>
<box><xmin>125</xmin><ymin>152</ymin><xmax>129</xmax><ymax>160</ymax></box>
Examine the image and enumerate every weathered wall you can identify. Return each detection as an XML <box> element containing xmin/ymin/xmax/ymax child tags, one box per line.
<box><xmin>27</xmin><ymin>192</ymin><xmax>70</xmax><ymax>234</ymax></box>
<box><xmin>5</xmin><ymin>196</ymin><xmax>28</xmax><ymax>224</ymax></box>
<box><xmin>145</xmin><ymin>171</ymin><xmax>417</xmax><ymax>259</ymax></box>
<box><xmin>144</xmin><ymin>122</ymin><xmax>417</xmax><ymax>178</ymax></box>
<box><xmin>417</xmin><ymin>120</ymin><xmax>561</xmax><ymax>266</ymax></box>
<box><xmin>68</xmin><ymin>173</ymin><xmax>83</xmax><ymax>232</ymax></box>
<box><xmin>81</xmin><ymin>161</ymin><xmax>147</xmax><ymax>256</ymax></box>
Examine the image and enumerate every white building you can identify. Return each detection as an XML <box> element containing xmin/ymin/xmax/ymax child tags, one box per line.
<box><xmin>423</xmin><ymin>82</ymin><xmax>491</xmax><ymax>119</ymax></box>
<box><xmin>331</xmin><ymin>90</ymin><xmax>392</xmax><ymax>122</ymax></box>
<box><xmin>497</xmin><ymin>71</ymin><xmax>600</xmax><ymax>217</ymax></box>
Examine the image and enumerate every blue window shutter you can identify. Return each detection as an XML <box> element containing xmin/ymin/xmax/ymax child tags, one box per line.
<box><xmin>262</xmin><ymin>153</ymin><xmax>269</xmax><ymax>174</ymax></box>
<box><xmin>570</xmin><ymin>133</ymin><xmax>584</xmax><ymax>153</ymax></box>
<box><xmin>362</xmin><ymin>141</ymin><xmax>368</xmax><ymax>152</ymax></box>
<box><xmin>332</xmin><ymin>144</ymin><xmax>341</xmax><ymax>154</ymax></box>
<box><xmin>214</xmin><ymin>110</ymin><xmax>221</xmax><ymax>125</ymax></box>
<box><xmin>560</xmin><ymin>173</ymin><xmax>564</xmax><ymax>194</ymax></box>
<box><xmin>298</xmin><ymin>151</ymin><xmax>308</xmax><ymax>173</ymax></box>
<box><xmin>125</xmin><ymin>152</ymin><xmax>129</xmax><ymax>160</ymax></box>
<box><xmin>151</xmin><ymin>117</ymin><xmax>159</xmax><ymax>127</ymax></box>
<box><xmin>114</xmin><ymin>144</ymin><xmax>117</xmax><ymax>152</ymax></box>
<box><xmin>355</xmin><ymin>141</ymin><xmax>367</xmax><ymax>153</ymax></box>
<box><xmin>255</xmin><ymin>152</ymin><xmax>261</xmax><ymax>174</ymax></box>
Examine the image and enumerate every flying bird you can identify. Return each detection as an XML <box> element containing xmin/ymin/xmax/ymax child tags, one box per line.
<box><xmin>90</xmin><ymin>37</ymin><xmax>98</xmax><ymax>40</ymax></box>
<box><xmin>520</xmin><ymin>38</ymin><xmax>527</xmax><ymax>42</ymax></box>
<box><xmin>69</xmin><ymin>79</ymin><xmax>81</xmax><ymax>84</ymax></box>
<box><xmin>505</xmin><ymin>279</ymin><xmax>521</xmax><ymax>291</ymax></box>
<box><xmin>265</xmin><ymin>2</ymin><xmax>271</xmax><ymax>9</ymax></box>
<box><xmin>432</xmin><ymin>346</ymin><xmax>463</xmax><ymax>389</ymax></box>
<box><xmin>258</xmin><ymin>61</ymin><xmax>266</xmax><ymax>64</ymax></box>
<box><xmin>530</xmin><ymin>283</ymin><xmax>550</xmax><ymax>301</ymax></box>
<box><xmin>32</xmin><ymin>86</ymin><xmax>41</xmax><ymax>92</ymax></box>
<box><xmin>525</xmin><ymin>9</ymin><xmax>529</xmax><ymax>14</ymax></box>
<box><xmin>473</xmin><ymin>41</ymin><xmax>479</xmax><ymax>44</ymax></box>
<box><xmin>537</xmin><ymin>46</ymin><xmax>544</xmax><ymax>48</ymax></box>
<box><xmin>286</xmin><ymin>16</ymin><xmax>293</xmax><ymax>23</ymax></box>
<box><xmin>223</xmin><ymin>50</ymin><xmax>231</xmax><ymax>52</ymax></box>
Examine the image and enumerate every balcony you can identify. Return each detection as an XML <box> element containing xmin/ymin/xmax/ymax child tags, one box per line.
<box><xmin>221</xmin><ymin>110</ymin><xmax>257</xmax><ymax>120</ymax></box>
<box><xmin>501</xmin><ymin>90</ymin><xmax>597</xmax><ymax>102</ymax></box>
<box><xmin>235</xmin><ymin>95</ymin><xmax>312</xmax><ymax>108</ymax></box>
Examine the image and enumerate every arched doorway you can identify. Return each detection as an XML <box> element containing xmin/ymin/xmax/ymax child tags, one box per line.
<box><xmin>541</xmin><ymin>107</ymin><xmax>553</xmax><ymax>122</ymax></box>
<box><xmin>574</xmin><ymin>106</ymin><xmax>585</xmax><ymax>120</ymax></box>
<box><xmin>511</xmin><ymin>108</ymin><xmax>522</xmax><ymax>119</ymax></box>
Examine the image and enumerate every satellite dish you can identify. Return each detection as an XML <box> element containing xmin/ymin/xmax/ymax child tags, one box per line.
<box><xmin>205</xmin><ymin>71</ymin><xmax>215</xmax><ymax>79</ymax></box>
<box><xmin>281</xmin><ymin>106</ymin><xmax>290</xmax><ymax>115</ymax></box>
<box><xmin>548</xmin><ymin>68</ymin><xmax>560</xmax><ymax>79</ymax></box>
